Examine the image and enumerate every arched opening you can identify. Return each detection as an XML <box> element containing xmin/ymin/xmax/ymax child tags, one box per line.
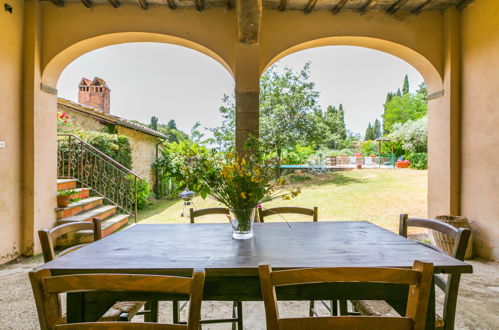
<box><xmin>257</xmin><ymin>44</ymin><xmax>435</xmax><ymax>233</ymax></box>
<box><xmin>50</xmin><ymin>38</ymin><xmax>234</xmax><ymax>230</ymax></box>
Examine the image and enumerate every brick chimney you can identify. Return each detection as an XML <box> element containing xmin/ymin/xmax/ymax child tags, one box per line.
<box><xmin>78</xmin><ymin>77</ymin><xmax>111</xmax><ymax>114</ymax></box>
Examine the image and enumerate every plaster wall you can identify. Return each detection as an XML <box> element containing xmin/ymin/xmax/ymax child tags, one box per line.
<box><xmin>116</xmin><ymin>127</ymin><xmax>158</xmax><ymax>183</ymax></box>
<box><xmin>0</xmin><ymin>0</ymin><xmax>24</xmax><ymax>263</ymax></box>
<box><xmin>461</xmin><ymin>0</ymin><xmax>499</xmax><ymax>260</ymax></box>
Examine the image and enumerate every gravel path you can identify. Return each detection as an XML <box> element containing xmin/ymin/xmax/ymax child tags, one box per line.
<box><xmin>0</xmin><ymin>256</ymin><xmax>497</xmax><ymax>329</ymax></box>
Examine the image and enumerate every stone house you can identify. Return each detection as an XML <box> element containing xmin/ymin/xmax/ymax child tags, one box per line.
<box><xmin>58</xmin><ymin>77</ymin><xmax>166</xmax><ymax>183</ymax></box>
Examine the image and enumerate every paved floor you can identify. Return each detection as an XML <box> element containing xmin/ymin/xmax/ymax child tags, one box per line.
<box><xmin>0</xmin><ymin>256</ymin><xmax>497</xmax><ymax>329</ymax></box>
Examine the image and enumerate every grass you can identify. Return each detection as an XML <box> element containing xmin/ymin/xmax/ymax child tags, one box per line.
<box><xmin>138</xmin><ymin>169</ymin><xmax>427</xmax><ymax>233</ymax></box>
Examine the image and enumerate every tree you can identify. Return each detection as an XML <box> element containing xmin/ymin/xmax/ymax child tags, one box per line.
<box><xmin>373</xmin><ymin>119</ymin><xmax>382</xmax><ymax>139</ymax></box>
<box><xmin>190</xmin><ymin>121</ymin><xmax>205</xmax><ymax>144</ymax></box>
<box><xmin>365</xmin><ymin>123</ymin><xmax>374</xmax><ymax>141</ymax></box>
<box><xmin>150</xmin><ymin>116</ymin><xmax>159</xmax><ymax>131</ymax></box>
<box><xmin>210</xmin><ymin>63</ymin><xmax>322</xmax><ymax>159</ymax></box>
<box><xmin>402</xmin><ymin>74</ymin><xmax>410</xmax><ymax>94</ymax></box>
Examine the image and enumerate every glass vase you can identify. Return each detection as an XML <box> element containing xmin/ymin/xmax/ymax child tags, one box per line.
<box><xmin>229</xmin><ymin>208</ymin><xmax>256</xmax><ymax>240</ymax></box>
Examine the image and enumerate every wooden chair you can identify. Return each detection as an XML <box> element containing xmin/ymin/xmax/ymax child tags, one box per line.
<box><xmin>188</xmin><ymin>207</ymin><xmax>229</xmax><ymax>223</ymax></box>
<box><xmin>352</xmin><ymin>214</ymin><xmax>472</xmax><ymax>330</ymax></box>
<box><xmin>258</xmin><ymin>206</ymin><xmax>318</xmax><ymax>222</ymax></box>
<box><xmin>29</xmin><ymin>268</ymin><xmax>205</xmax><ymax>330</ymax></box>
<box><xmin>259</xmin><ymin>260</ymin><xmax>434</xmax><ymax>330</ymax></box>
<box><xmin>177</xmin><ymin>207</ymin><xmax>242</xmax><ymax>329</ymax></box>
<box><xmin>258</xmin><ymin>206</ymin><xmax>322</xmax><ymax>316</ymax></box>
<box><xmin>38</xmin><ymin>219</ymin><xmax>156</xmax><ymax>323</ymax></box>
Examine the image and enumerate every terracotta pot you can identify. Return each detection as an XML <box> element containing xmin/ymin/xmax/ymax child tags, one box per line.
<box><xmin>57</xmin><ymin>195</ymin><xmax>70</xmax><ymax>207</ymax></box>
<box><xmin>356</xmin><ymin>163</ymin><xmax>362</xmax><ymax>169</ymax></box>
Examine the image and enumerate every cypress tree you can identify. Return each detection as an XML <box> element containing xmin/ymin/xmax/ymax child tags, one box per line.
<box><xmin>402</xmin><ymin>75</ymin><xmax>410</xmax><ymax>94</ymax></box>
<box><xmin>365</xmin><ymin>123</ymin><xmax>373</xmax><ymax>141</ymax></box>
<box><xmin>150</xmin><ymin>116</ymin><xmax>159</xmax><ymax>130</ymax></box>
<box><xmin>373</xmin><ymin>119</ymin><xmax>382</xmax><ymax>138</ymax></box>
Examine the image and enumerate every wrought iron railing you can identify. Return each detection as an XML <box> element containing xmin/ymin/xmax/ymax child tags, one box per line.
<box><xmin>57</xmin><ymin>133</ymin><xmax>143</xmax><ymax>221</ymax></box>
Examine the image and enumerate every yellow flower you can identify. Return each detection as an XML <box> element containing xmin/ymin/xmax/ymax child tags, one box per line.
<box><xmin>241</xmin><ymin>192</ymin><xmax>247</xmax><ymax>199</ymax></box>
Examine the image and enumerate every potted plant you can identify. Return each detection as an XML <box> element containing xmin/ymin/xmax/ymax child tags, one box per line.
<box><xmin>57</xmin><ymin>189</ymin><xmax>78</xmax><ymax>207</ymax></box>
<box><xmin>356</xmin><ymin>163</ymin><xmax>362</xmax><ymax>169</ymax></box>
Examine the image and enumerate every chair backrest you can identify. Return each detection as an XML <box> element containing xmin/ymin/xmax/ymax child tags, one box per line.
<box><xmin>399</xmin><ymin>214</ymin><xmax>471</xmax><ymax>261</ymax></box>
<box><xmin>259</xmin><ymin>260</ymin><xmax>434</xmax><ymax>330</ymax></box>
<box><xmin>29</xmin><ymin>268</ymin><xmax>205</xmax><ymax>330</ymax></box>
<box><xmin>258</xmin><ymin>207</ymin><xmax>318</xmax><ymax>222</ymax></box>
<box><xmin>399</xmin><ymin>214</ymin><xmax>471</xmax><ymax>329</ymax></box>
<box><xmin>189</xmin><ymin>207</ymin><xmax>230</xmax><ymax>223</ymax></box>
<box><xmin>38</xmin><ymin>218</ymin><xmax>102</xmax><ymax>263</ymax></box>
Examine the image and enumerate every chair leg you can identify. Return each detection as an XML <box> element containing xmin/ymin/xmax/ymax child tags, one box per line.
<box><xmin>173</xmin><ymin>300</ymin><xmax>180</xmax><ymax>324</ymax></box>
<box><xmin>309</xmin><ymin>300</ymin><xmax>315</xmax><ymax>317</ymax></box>
<box><xmin>144</xmin><ymin>302</ymin><xmax>151</xmax><ymax>322</ymax></box>
<box><xmin>339</xmin><ymin>300</ymin><xmax>348</xmax><ymax>316</ymax></box>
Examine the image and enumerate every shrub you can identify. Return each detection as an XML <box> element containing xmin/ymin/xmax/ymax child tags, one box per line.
<box><xmin>81</xmin><ymin>132</ymin><xmax>133</xmax><ymax>169</ymax></box>
<box><xmin>282</xmin><ymin>145</ymin><xmax>315</xmax><ymax>165</ymax></box>
<box><xmin>406</xmin><ymin>152</ymin><xmax>428</xmax><ymax>170</ymax></box>
<box><xmin>128</xmin><ymin>176</ymin><xmax>151</xmax><ymax>210</ymax></box>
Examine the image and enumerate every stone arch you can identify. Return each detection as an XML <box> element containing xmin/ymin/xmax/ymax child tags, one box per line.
<box><xmin>42</xmin><ymin>32</ymin><xmax>234</xmax><ymax>87</ymax></box>
<box><xmin>261</xmin><ymin>36</ymin><xmax>443</xmax><ymax>93</ymax></box>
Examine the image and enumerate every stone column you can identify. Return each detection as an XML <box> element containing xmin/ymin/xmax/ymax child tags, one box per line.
<box><xmin>427</xmin><ymin>7</ymin><xmax>462</xmax><ymax>217</ymax></box>
<box><xmin>22</xmin><ymin>0</ymin><xmax>58</xmax><ymax>255</ymax></box>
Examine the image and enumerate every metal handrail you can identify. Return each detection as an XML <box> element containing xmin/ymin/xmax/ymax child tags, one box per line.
<box><xmin>57</xmin><ymin>133</ymin><xmax>143</xmax><ymax>221</ymax></box>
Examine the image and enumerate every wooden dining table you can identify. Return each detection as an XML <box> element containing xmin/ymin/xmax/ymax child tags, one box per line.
<box><xmin>36</xmin><ymin>221</ymin><xmax>473</xmax><ymax>329</ymax></box>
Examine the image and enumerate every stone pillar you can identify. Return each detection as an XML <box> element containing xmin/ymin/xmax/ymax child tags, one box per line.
<box><xmin>234</xmin><ymin>43</ymin><xmax>260</xmax><ymax>151</ymax></box>
<box><xmin>427</xmin><ymin>7</ymin><xmax>461</xmax><ymax>217</ymax></box>
<box><xmin>22</xmin><ymin>0</ymin><xmax>58</xmax><ymax>255</ymax></box>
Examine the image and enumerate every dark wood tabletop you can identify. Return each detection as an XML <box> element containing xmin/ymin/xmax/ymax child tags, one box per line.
<box><xmin>41</xmin><ymin>221</ymin><xmax>472</xmax><ymax>276</ymax></box>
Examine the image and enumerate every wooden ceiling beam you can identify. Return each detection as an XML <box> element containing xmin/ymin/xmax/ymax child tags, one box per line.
<box><xmin>81</xmin><ymin>0</ymin><xmax>93</xmax><ymax>8</ymax></box>
<box><xmin>49</xmin><ymin>0</ymin><xmax>65</xmax><ymax>6</ymax></box>
<box><xmin>195</xmin><ymin>0</ymin><xmax>205</xmax><ymax>11</ymax></box>
<box><xmin>457</xmin><ymin>0</ymin><xmax>474</xmax><ymax>10</ymax></box>
<box><xmin>108</xmin><ymin>0</ymin><xmax>121</xmax><ymax>8</ymax></box>
<box><xmin>226</xmin><ymin>0</ymin><xmax>232</xmax><ymax>10</ymax></box>
<box><xmin>137</xmin><ymin>0</ymin><xmax>148</xmax><ymax>9</ymax></box>
<box><xmin>304</xmin><ymin>0</ymin><xmax>318</xmax><ymax>14</ymax></box>
<box><xmin>167</xmin><ymin>0</ymin><xmax>177</xmax><ymax>10</ymax></box>
<box><xmin>237</xmin><ymin>0</ymin><xmax>262</xmax><ymax>44</ymax></box>
<box><xmin>386</xmin><ymin>0</ymin><xmax>410</xmax><ymax>15</ymax></box>
<box><xmin>359</xmin><ymin>0</ymin><xmax>377</xmax><ymax>15</ymax></box>
<box><xmin>331</xmin><ymin>0</ymin><xmax>349</xmax><ymax>15</ymax></box>
<box><xmin>278</xmin><ymin>0</ymin><xmax>288</xmax><ymax>12</ymax></box>
<box><xmin>411</xmin><ymin>0</ymin><xmax>431</xmax><ymax>14</ymax></box>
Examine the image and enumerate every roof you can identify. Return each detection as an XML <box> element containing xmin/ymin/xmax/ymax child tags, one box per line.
<box><xmin>44</xmin><ymin>0</ymin><xmax>474</xmax><ymax>14</ymax></box>
<box><xmin>58</xmin><ymin>98</ymin><xmax>167</xmax><ymax>140</ymax></box>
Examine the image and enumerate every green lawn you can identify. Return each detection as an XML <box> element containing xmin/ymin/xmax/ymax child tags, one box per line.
<box><xmin>138</xmin><ymin>169</ymin><xmax>427</xmax><ymax>233</ymax></box>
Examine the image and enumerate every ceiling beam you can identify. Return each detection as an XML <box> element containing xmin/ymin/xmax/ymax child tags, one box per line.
<box><xmin>49</xmin><ymin>0</ymin><xmax>65</xmax><ymax>6</ymax></box>
<box><xmin>278</xmin><ymin>0</ymin><xmax>288</xmax><ymax>12</ymax></box>
<box><xmin>358</xmin><ymin>0</ymin><xmax>377</xmax><ymax>15</ymax></box>
<box><xmin>167</xmin><ymin>0</ymin><xmax>177</xmax><ymax>9</ymax></box>
<box><xmin>386</xmin><ymin>0</ymin><xmax>410</xmax><ymax>15</ymax></box>
<box><xmin>108</xmin><ymin>0</ymin><xmax>121</xmax><ymax>8</ymax></box>
<box><xmin>331</xmin><ymin>0</ymin><xmax>349</xmax><ymax>15</ymax></box>
<box><xmin>457</xmin><ymin>0</ymin><xmax>474</xmax><ymax>10</ymax></box>
<box><xmin>226</xmin><ymin>0</ymin><xmax>232</xmax><ymax>10</ymax></box>
<box><xmin>81</xmin><ymin>0</ymin><xmax>93</xmax><ymax>8</ymax></box>
<box><xmin>304</xmin><ymin>0</ymin><xmax>317</xmax><ymax>14</ymax></box>
<box><xmin>137</xmin><ymin>0</ymin><xmax>148</xmax><ymax>9</ymax></box>
<box><xmin>195</xmin><ymin>0</ymin><xmax>205</xmax><ymax>11</ymax></box>
<box><xmin>411</xmin><ymin>0</ymin><xmax>431</xmax><ymax>14</ymax></box>
<box><xmin>237</xmin><ymin>0</ymin><xmax>262</xmax><ymax>44</ymax></box>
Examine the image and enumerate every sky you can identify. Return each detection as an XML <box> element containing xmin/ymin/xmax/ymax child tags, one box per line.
<box><xmin>57</xmin><ymin>43</ymin><xmax>424</xmax><ymax>137</ymax></box>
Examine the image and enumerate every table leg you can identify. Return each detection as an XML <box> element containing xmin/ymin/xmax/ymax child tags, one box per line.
<box><xmin>66</xmin><ymin>292</ymin><xmax>116</xmax><ymax>322</ymax></box>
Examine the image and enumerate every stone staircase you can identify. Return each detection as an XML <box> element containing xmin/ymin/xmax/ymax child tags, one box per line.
<box><xmin>57</xmin><ymin>178</ymin><xmax>130</xmax><ymax>242</ymax></box>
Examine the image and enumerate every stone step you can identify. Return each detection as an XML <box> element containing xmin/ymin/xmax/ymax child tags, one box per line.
<box><xmin>57</xmin><ymin>178</ymin><xmax>78</xmax><ymax>191</ymax></box>
<box><xmin>76</xmin><ymin>214</ymin><xmax>130</xmax><ymax>243</ymax></box>
<box><xmin>56</xmin><ymin>197</ymin><xmax>104</xmax><ymax>219</ymax></box>
<box><xmin>72</xmin><ymin>187</ymin><xmax>91</xmax><ymax>199</ymax></box>
<box><xmin>58</xmin><ymin>205</ymin><xmax>117</xmax><ymax>224</ymax></box>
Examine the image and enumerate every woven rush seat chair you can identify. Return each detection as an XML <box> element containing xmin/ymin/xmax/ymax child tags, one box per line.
<box><xmin>177</xmin><ymin>207</ymin><xmax>242</xmax><ymax>329</ymax></box>
<box><xmin>29</xmin><ymin>268</ymin><xmax>205</xmax><ymax>330</ymax></box>
<box><xmin>38</xmin><ymin>218</ymin><xmax>157</xmax><ymax>322</ymax></box>
<box><xmin>259</xmin><ymin>260</ymin><xmax>434</xmax><ymax>330</ymax></box>
<box><xmin>352</xmin><ymin>214</ymin><xmax>471</xmax><ymax>330</ymax></box>
<box><xmin>257</xmin><ymin>206</ymin><xmax>318</xmax><ymax>222</ymax></box>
